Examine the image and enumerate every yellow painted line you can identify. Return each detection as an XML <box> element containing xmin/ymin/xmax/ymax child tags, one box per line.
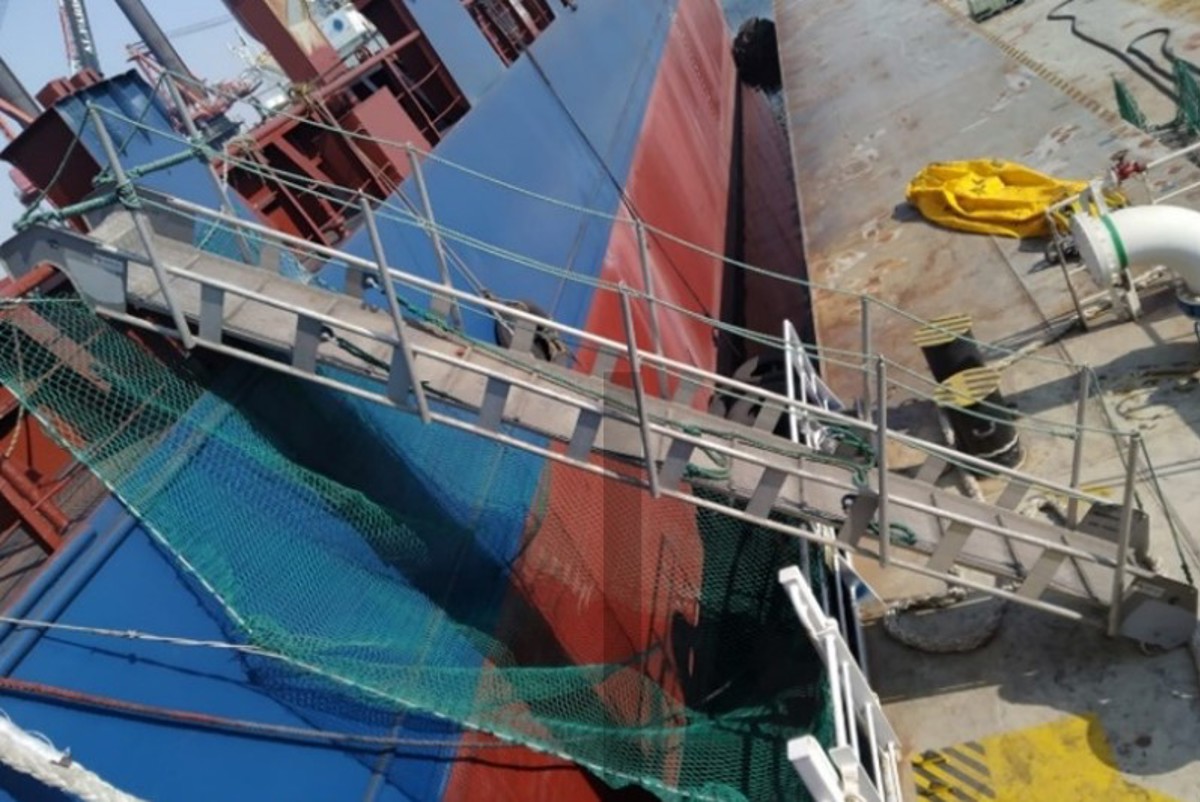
<box><xmin>914</xmin><ymin>715</ymin><xmax>1182</xmax><ymax>801</ymax></box>
<box><xmin>914</xmin><ymin>742</ymin><xmax>994</xmax><ymax>801</ymax></box>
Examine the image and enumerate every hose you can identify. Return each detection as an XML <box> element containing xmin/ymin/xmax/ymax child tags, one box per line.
<box><xmin>1127</xmin><ymin>28</ymin><xmax>1200</xmax><ymax>83</ymax></box>
<box><xmin>1046</xmin><ymin>0</ymin><xmax>1178</xmax><ymax>101</ymax></box>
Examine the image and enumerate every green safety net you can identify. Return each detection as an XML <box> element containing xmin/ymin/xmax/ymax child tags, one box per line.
<box><xmin>1113</xmin><ymin>77</ymin><xmax>1149</xmax><ymax>130</ymax></box>
<box><xmin>1112</xmin><ymin>60</ymin><xmax>1200</xmax><ymax>137</ymax></box>
<box><xmin>0</xmin><ymin>295</ymin><xmax>835</xmax><ymax>801</ymax></box>
<box><xmin>1174</xmin><ymin>60</ymin><xmax>1200</xmax><ymax>135</ymax></box>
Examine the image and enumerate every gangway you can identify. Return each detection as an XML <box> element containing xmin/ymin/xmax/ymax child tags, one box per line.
<box><xmin>3</xmin><ymin>186</ymin><xmax>1189</xmax><ymax>648</ymax></box>
<box><xmin>5</xmin><ymin>112</ymin><xmax>1200</xmax><ymax>802</ymax></box>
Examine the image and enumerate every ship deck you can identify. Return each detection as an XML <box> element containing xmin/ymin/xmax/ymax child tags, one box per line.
<box><xmin>776</xmin><ymin>0</ymin><xmax>1200</xmax><ymax>798</ymax></box>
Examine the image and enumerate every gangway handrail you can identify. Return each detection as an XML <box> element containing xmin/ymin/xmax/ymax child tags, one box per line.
<box><xmin>142</xmin><ymin>193</ymin><xmax>1125</xmax><ymax>509</ymax></box>
<box><xmin>1142</xmin><ymin>139</ymin><xmax>1200</xmax><ymax>205</ymax></box>
<box><xmin>77</xmin><ymin>102</ymin><xmax>1121</xmax><ymax>378</ymax></box>
<box><xmin>2</xmin><ymin>109</ymin><xmax>1165</xmax><ymax>642</ymax></box>
<box><xmin>42</xmin><ymin>102</ymin><xmax>1176</xmax><ymax>467</ymax></box>
<box><xmin>23</xmin><ymin>198</ymin><xmax>1156</xmax><ymax>585</ymax></box>
<box><xmin>3</xmin><ymin>186</ymin><xmax>1157</xmax><ymax>627</ymax></box>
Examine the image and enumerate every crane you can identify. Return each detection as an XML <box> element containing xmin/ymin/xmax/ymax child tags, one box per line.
<box><xmin>58</xmin><ymin>0</ymin><xmax>102</xmax><ymax>75</ymax></box>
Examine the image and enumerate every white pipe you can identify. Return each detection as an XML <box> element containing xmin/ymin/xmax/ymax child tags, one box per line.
<box><xmin>1072</xmin><ymin>205</ymin><xmax>1200</xmax><ymax>300</ymax></box>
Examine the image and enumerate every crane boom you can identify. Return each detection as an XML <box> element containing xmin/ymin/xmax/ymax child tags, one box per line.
<box><xmin>58</xmin><ymin>0</ymin><xmax>102</xmax><ymax>74</ymax></box>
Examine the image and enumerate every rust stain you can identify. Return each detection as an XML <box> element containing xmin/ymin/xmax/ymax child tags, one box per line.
<box><xmin>1141</xmin><ymin>0</ymin><xmax>1200</xmax><ymax>24</ymax></box>
<box><xmin>1052</xmin><ymin>123</ymin><xmax>1079</xmax><ymax>145</ymax></box>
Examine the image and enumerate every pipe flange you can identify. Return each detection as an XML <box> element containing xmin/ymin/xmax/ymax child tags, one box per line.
<box><xmin>1071</xmin><ymin>213</ymin><xmax>1121</xmax><ymax>287</ymax></box>
<box><xmin>1177</xmin><ymin>286</ymin><xmax>1200</xmax><ymax>321</ymax></box>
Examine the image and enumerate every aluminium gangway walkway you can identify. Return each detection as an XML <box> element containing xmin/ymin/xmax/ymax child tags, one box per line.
<box><xmin>0</xmin><ymin>190</ymin><xmax>1177</xmax><ymax>641</ymax></box>
<box><xmin>4</xmin><ymin>184</ymin><xmax>1195</xmax><ymax>802</ymax></box>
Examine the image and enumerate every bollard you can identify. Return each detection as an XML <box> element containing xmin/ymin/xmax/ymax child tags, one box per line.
<box><xmin>933</xmin><ymin>367</ymin><xmax>1022</xmax><ymax>469</ymax></box>
<box><xmin>914</xmin><ymin>313</ymin><xmax>984</xmax><ymax>384</ymax></box>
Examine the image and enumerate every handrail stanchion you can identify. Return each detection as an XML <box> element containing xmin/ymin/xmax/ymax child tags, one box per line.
<box><xmin>784</xmin><ymin>324</ymin><xmax>801</xmax><ymax>444</ymax></box>
<box><xmin>619</xmin><ymin>283</ymin><xmax>661</xmax><ymax>498</ymax></box>
<box><xmin>861</xmin><ymin>296</ymin><xmax>872</xmax><ymax>418</ymax></box>
<box><xmin>1045</xmin><ymin>199</ymin><xmax>1088</xmax><ymax>326</ymax></box>
<box><xmin>88</xmin><ymin>106</ymin><xmax>195</xmax><ymax>350</ymax></box>
<box><xmin>635</xmin><ymin>220</ymin><xmax>669</xmax><ymax>397</ymax></box>
<box><xmin>162</xmin><ymin>74</ymin><xmax>253</xmax><ymax>262</ymax></box>
<box><xmin>876</xmin><ymin>356</ymin><xmax>890</xmax><ymax>568</ymax></box>
<box><xmin>1067</xmin><ymin>367</ymin><xmax>1091</xmax><ymax>527</ymax></box>
<box><xmin>362</xmin><ymin>197</ymin><xmax>431</xmax><ymax>424</ymax></box>
<box><xmin>405</xmin><ymin>144</ymin><xmax>462</xmax><ymax>330</ymax></box>
<box><xmin>1108</xmin><ymin>431</ymin><xmax>1140</xmax><ymax>637</ymax></box>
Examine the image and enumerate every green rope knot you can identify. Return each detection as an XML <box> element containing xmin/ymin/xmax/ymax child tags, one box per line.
<box><xmin>873</xmin><ymin>521</ymin><xmax>918</xmax><ymax>547</ymax></box>
<box><xmin>680</xmin><ymin>424</ymin><xmax>733</xmax><ymax>482</ymax></box>
<box><xmin>116</xmin><ymin>184</ymin><xmax>143</xmax><ymax>210</ymax></box>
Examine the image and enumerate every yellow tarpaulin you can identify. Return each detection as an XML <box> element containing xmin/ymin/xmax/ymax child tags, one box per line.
<box><xmin>906</xmin><ymin>159</ymin><xmax>1088</xmax><ymax>239</ymax></box>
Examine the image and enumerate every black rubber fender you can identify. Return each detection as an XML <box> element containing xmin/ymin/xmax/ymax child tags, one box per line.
<box><xmin>492</xmin><ymin>298</ymin><xmax>567</xmax><ymax>364</ymax></box>
<box><xmin>712</xmin><ymin>354</ymin><xmax>792</xmax><ymax>436</ymax></box>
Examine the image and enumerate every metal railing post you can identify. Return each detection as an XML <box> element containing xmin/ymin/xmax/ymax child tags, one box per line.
<box><xmin>162</xmin><ymin>74</ymin><xmax>258</xmax><ymax>268</ymax></box>
<box><xmin>864</xmin><ymin>709</ymin><xmax>884</xmax><ymax>799</ymax></box>
<box><xmin>784</xmin><ymin>323</ymin><xmax>801</xmax><ymax>444</ymax></box>
<box><xmin>618</xmin><ymin>283</ymin><xmax>661</xmax><ymax>498</ymax></box>
<box><xmin>405</xmin><ymin>143</ymin><xmax>462</xmax><ymax>330</ymax></box>
<box><xmin>876</xmin><ymin>356</ymin><xmax>890</xmax><ymax>568</ymax></box>
<box><xmin>635</xmin><ymin>220</ymin><xmax>669</xmax><ymax>397</ymax></box>
<box><xmin>87</xmin><ymin>105</ymin><xmax>195</xmax><ymax>350</ymax></box>
<box><xmin>1067</xmin><ymin>367</ymin><xmax>1091</xmax><ymax>527</ymax></box>
<box><xmin>861</xmin><ymin>295</ymin><xmax>872</xmax><ymax>418</ymax></box>
<box><xmin>1108</xmin><ymin>431</ymin><xmax>1141</xmax><ymax>637</ymax></box>
<box><xmin>1045</xmin><ymin>202</ymin><xmax>1089</xmax><ymax>328</ymax></box>
<box><xmin>362</xmin><ymin>197</ymin><xmax>431</xmax><ymax>424</ymax></box>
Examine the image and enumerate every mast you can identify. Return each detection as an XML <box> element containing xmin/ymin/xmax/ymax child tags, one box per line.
<box><xmin>0</xmin><ymin>55</ymin><xmax>39</xmax><ymax>122</ymax></box>
<box><xmin>59</xmin><ymin>0</ymin><xmax>102</xmax><ymax>75</ymax></box>
<box><xmin>112</xmin><ymin>0</ymin><xmax>195</xmax><ymax>82</ymax></box>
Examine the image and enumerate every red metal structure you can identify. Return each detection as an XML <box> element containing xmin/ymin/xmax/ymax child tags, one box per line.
<box><xmin>220</xmin><ymin>0</ymin><xmax>471</xmax><ymax>245</ymax></box>
<box><xmin>0</xmin><ymin>265</ymin><xmax>103</xmax><ymax>556</ymax></box>
<box><xmin>2</xmin><ymin>102</ymin><xmax>101</xmax><ymax>232</ymax></box>
<box><xmin>459</xmin><ymin>0</ymin><xmax>555</xmax><ymax>64</ymax></box>
<box><xmin>223</xmin><ymin>0</ymin><xmax>343</xmax><ymax>84</ymax></box>
<box><xmin>126</xmin><ymin>46</ymin><xmax>255</xmax><ymax>128</ymax></box>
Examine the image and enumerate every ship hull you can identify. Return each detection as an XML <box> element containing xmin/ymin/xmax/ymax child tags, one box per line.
<box><xmin>0</xmin><ymin>0</ymin><xmax>820</xmax><ymax>799</ymax></box>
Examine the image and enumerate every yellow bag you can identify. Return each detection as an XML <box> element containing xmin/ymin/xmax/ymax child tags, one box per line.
<box><xmin>905</xmin><ymin>160</ymin><xmax>1090</xmax><ymax>238</ymax></box>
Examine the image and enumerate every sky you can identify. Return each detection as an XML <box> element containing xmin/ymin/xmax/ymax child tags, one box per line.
<box><xmin>0</xmin><ymin>0</ymin><xmax>249</xmax><ymax>233</ymax></box>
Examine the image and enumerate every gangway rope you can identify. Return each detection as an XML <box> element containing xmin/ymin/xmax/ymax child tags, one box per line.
<box><xmin>47</xmin><ymin>100</ymin><xmax>1100</xmax><ymax>375</ymax></box>
<box><xmin>0</xmin><ymin>707</ymin><xmax>145</xmax><ymax>802</ymax></box>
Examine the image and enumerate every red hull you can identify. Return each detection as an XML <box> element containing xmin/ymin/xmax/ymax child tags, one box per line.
<box><xmin>443</xmin><ymin>1</ymin><xmax>737</xmax><ymax>797</ymax></box>
<box><xmin>582</xmin><ymin>0</ymin><xmax>737</xmax><ymax>397</ymax></box>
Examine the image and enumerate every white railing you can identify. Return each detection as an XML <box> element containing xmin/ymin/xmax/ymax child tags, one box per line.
<box><xmin>1141</xmin><ymin>139</ymin><xmax>1200</xmax><ymax>205</ymax></box>
<box><xmin>779</xmin><ymin>565</ymin><xmax>902</xmax><ymax>802</ymax></box>
<box><xmin>783</xmin><ymin>319</ymin><xmax>843</xmax><ymax>452</ymax></box>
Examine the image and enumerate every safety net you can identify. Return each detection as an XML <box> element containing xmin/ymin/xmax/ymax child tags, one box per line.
<box><xmin>1113</xmin><ymin>60</ymin><xmax>1200</xmax><ymax>139</ymax></box>
<box><xmin>0</xmin><ymin>295</ymin><xmax>834</xmax><ymax>801</ymax></box>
